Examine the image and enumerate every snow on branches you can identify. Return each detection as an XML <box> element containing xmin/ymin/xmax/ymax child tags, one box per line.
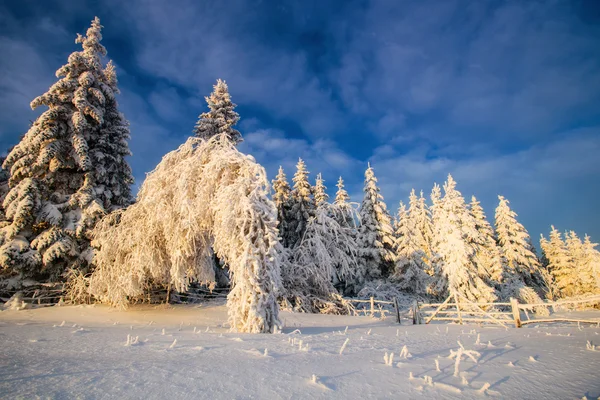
<box><xmin>281</xmin><ymin>203</ymin><xmax>359</xmax><ymax>313</ymax></box>
<box><xmin>0</xmin><ymin>17</ymin><xmax>133</xmax><ymax>280</ymax></box>
<box><xmin>88</xmin><ymin>135</ymin><xmax>281</xmax><ymax>333</ymax></box>
<box><xmin>194</xmin><ymin>79</ymin><xmax>242</xmax><ymax>144</ymax></box>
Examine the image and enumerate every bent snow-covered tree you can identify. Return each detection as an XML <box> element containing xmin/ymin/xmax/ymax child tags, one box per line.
<box><xmin>0</xmin><ymin>18</ymin><xmax>133</xmax><ymax>280</ymax></box>
<box><xmin>88</xmin><ymin>135</ymin><xmax>281</xmax><ymax>333</ymax></box>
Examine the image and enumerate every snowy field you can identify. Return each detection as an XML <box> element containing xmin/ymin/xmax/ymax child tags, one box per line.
<box><xmin>1</xmin><ymin>303</ymin><xmax>599</xmax><ymax>399</ymax></box>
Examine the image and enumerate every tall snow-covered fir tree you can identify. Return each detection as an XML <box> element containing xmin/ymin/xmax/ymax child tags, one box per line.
<box><xmin>541</xmin><ymin>227</ymin><xmax>599</xmax><ymax>298</ymax></box>
<box><xmin>428</xmin><ymin>183</ymin><xmax>443</xmax><ymax>277</ymax></box>
<box><xmin>193</xmin><ymin>79</ymin><xmax>242</xmax><ymax>144</ymax></box>
<box><xmin>288</xmin><ymin>158</ymin><xmax>315</xmax><ymax>248</ymax></box>
<box><xmin>432</xmin><ymin>175</ymin><xmax>496</xmax><ymax>303</ymax></box>
<box><xmin>0</xmin><ymin>17</ymin><xmax>133</xmax><ymax>280</ymax></box>
<box><xmin>271</xmin><ymin>166</ymin><xmax>293</xmax><ymax>248</ymax></box>
<box><xmin>392</xmin><ymin>194</ymin><xmax>431</xmax><ymax>294</ymax></box>
<box><xmin>469</xmin><ymin>196</ymin><xmax>503</xmax><ymax>284</ymax></box>
<box><xmin>356</xmin><ymin>164</ymin><xmax>395</xmax><ymax>282</ymax></box>
<box><xmin>414</xmin><ymin>191</ymin><xmax>435</xmax><ymax>268</ymax></box>
<box><xmin>333</xmin><ymin>176</ymin><xmax>355</xmax><ymax>229</ymax></box>
<box><xmin>0</xmin><ymin>157</ymin><xmax>8</xmax><ymax>225</ymax></box>
<box><xmin>331</xmin><ymin>176</ymin><xmax>360</xmax><ymax>294</ymax></box>
<box><xmin>495</xmin><ymin>196</ymin><xmax>547</xmax><ymax>293</ymax></box>
<box><xmin>565</xmin><ymin>231</ymin><xmax>596</xmax><ymax>295</ymax></box>
<box><xmin>313</xmin><ymin>173</ymin><xmax>329</xmax><ymax>207</ymax></box>
<box><xmin>581</xmin><ymin>235</ymin><xmax>600</xmax><ymax>294</ymax></box>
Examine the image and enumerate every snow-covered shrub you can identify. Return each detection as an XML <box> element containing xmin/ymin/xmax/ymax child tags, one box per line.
<box><xmin>498</xmin><ymin>278</ymin><xmax>550</xmax><ymax>316</ymax></box>
<box><xmin>87</xmin><ymin>135</ymin><xmax>281</xmax><ymax>333</ymax></box>
<box><xmin>3</xmin><ymin>292</ymin><xmax>29</xmax><ymax>311</ymax></box>
<box><xmin>356</xmin><ymin>280</ymin><xmax>429</xmax><ymax>308</ymax></box>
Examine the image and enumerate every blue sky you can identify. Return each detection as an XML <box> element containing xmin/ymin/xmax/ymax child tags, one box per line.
<box><xmin>1</xmin><ymin>0</ymin><xmax>600</xmax><ymax>244</ymax></box>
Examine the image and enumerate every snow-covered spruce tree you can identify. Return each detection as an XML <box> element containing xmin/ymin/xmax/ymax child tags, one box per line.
<box><xmin>333</xmin><ymin>176</ymin><xmax>355</xmax><ymax>229</ymax></box>
<box><xmin>428</xmin><ymin>183</ymin><xmax>444</xmax><ymax>286</ymax></box>
<box><xmin>0</xmin><ymin>17</ymin><xmax>133</xmax><ymax>280</ymax></box>
<box><xmin>331</xmin><ymin>176</ymin><xmax>360</xmax><ymax>294</ymax></box>
<box><xmin>88</xmin><ymin>135</ymin><xmax>281</xmax><ymax>333</ymax></box>
<box><xmin>495</xmin><ymin>196</ymin><xmax>547</xmax><ymax>293</ymax></box>
<box><xmin>469</xmin><ymin>196</ymin><xmax>503</xmax><ymax>284</ymax></box>
<box><xmin>392</xmin><ymin>194</ymin><xmax>432</xmax><ymax>295</ymax></box>
<box><xmin>313</xmin><ymin>173</ymin><xmax>329</xmax><ymax>207</ymax></box>
<box><xmin>281</xmin><ymin>202</ymin><xmax>359</xmax><ymax>313</ymax></box>
<box><xmin>432</xmin><ymin>175</ymin><xmax>496</xmax><ymax>303</ymax></box>
<box><xmin>565</xmin><ymin>230</ymin><xmax>596</xmax><ymax>296</ymax></box>
<box><xmin>0</xmin><ymin>157</ymin><xmax>8</xmax><ymax>225</ymax></box>
<box><xmin>287</xmin><ymin>158</ymin><xmax>315</xmax><ymax>248</ymax></box>
<box><xmin>356</xmin><ymin>164</ymin><xmax>395</xmax><ymax>282</ymax></box>
<box><xmin>415</xmin><ymin>191</ymin><xmax>435</xmax><ymax>269</ymax></box>
<box><xmin>271</xmin><ymin>166</ymin><xmax>293</xmax><ymax>248</ymax></box>
<box><xmin>581</xmin><ymin>235</ymin><xmax>600</xmax><ymax>294</ymax></box>
<box><xmin>193</xmin><ymin>79</ymin><xmax>242</xmax><ymax>144</ymax></box>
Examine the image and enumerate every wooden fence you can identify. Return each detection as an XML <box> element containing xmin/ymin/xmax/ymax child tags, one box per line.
<box><xmin>413</xmin><ymin>293</ymin><xmax>600</xmax><ymax>328</ymax></box>
<box><xmin>3</xmin><ymin>283</ymin><xmax>599</xmax><ymax>329</ymax></box>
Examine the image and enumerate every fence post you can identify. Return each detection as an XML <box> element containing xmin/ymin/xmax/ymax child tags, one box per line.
<box><xmin>412</xmin><ymin>300</ymin><xmax>422</xmax><ymax>325</ymax></box>
<box><xmin>510</xmin><ymin>297</ymin><xmax>521</xmax><ymax>328</ymax></box>
<box><xmin>370</xmin><ymin>297</ymin><xmax>375</xmax><ymax>317</ymax></box>
<box><xmin>454</xmin><ymin>294</ymin><xmax>463</xmax><ymax>324</ymax></box>
<box><xmin>394</xmin><ymin>297</ymin><xmax>401</xmax><ymax>324</ymax></box>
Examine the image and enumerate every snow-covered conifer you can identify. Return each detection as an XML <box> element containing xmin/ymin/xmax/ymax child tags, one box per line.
<box><xmin>272</xmin><ymin>166</ymin><xmax>293</xmax><ymax>248</ymax></box>
<box><xmin>334</xmin><ymin>177</ymin><xmax>349</xmax><ymax>206</ymax></box>
<box><xmin>287</xmin><ymin>159</ymin><xmax>315</xmax><ymax>248</ymax></box>
<box><xmin>392</xmin><ymin>195</ymin><xmax>431</xmax><ymax>294</ymax></box>
<box><xmin>88</xmin><ymin>135</ymin><xmax>281</xmax><ymax>333</ymax></box>
<box><xmin>415</xmin><ymin>191</ymin><xmax>435</xmax><ymax>265</ymax></box>
<box><xmin>193</xmin><ymin>79</ymin><xmax>242</xmax><ymax>144</ymax></box>
<box><xmin>334</xmin><ymin>176</ymin><xmax>355</xmax><ymax>228</ymax></box>
<box><xmin>0</xmin><ymin>157</ymin><xmax>8</xmax><ymax>225</ymax></box>
<box><xmin>0</xmin><ymin>17</ymin><xmax>133</xmax><ymax>279</ymax></box>
<box><xmin>581</xmin><ymin>235</ymin><xmax>600</xmax><ymax>294</ymax></box>
<box><xmin>432</xmin><ymin>175</ymin><xmax>496</xmax><ymax>303</ymax></box>
<box><xmin>469</xmin><ymin>196</ymin><xmax>503</xmax><ymax>284</ymax></box>
<box><xmin>429</xmin><ymin>183</ymin><xmax>443</xmax><ymax>280</ymax></box>
<box><xmin>495</xmin><ymin>196</ymin><xmax>547</xmax><ymax>293</ymax></box>
<box><xmin>356</xmin><ymin>164</ymin><xmax>395</xmax><ymax>281</ymax></box>
<box><xmin>313</xmin><ymin>173</ymin><xmax>329</xmax><ymax>207</ymax></box>
<box><xmin>282</xmin><ymin>202</ymin><xmax>359</xmax><ymax>312</ymax></box>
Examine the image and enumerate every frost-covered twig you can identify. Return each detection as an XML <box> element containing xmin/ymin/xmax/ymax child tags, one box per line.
<box><xmin>384</xmin><ymin>352</ymin><xmax>394</xmax><ymax>366</ymax></box>
<box><xmin>339</xmin><ymin>338</ymin><xmax>350</xmax><ymax>355</ymax></box>
<box><xmin>399</xmin><ymin>345</ymin><xmax>412</xmax><ymax>359</ymax></box>
<box><xmin>586</xmin><ymin>341</ymin><xmax>596</xmax><ymax>351</ymax></box>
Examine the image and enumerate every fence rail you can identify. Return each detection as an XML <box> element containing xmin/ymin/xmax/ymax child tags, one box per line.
<box><xmin>413</xmin><ymin>293</ymin><xmax>600</xmax><ymax>328</ymax></box>
<box><xmin>2</xmin><ymin>284</ymin><xmax>599</xmax><ymax>329</ymax></box>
